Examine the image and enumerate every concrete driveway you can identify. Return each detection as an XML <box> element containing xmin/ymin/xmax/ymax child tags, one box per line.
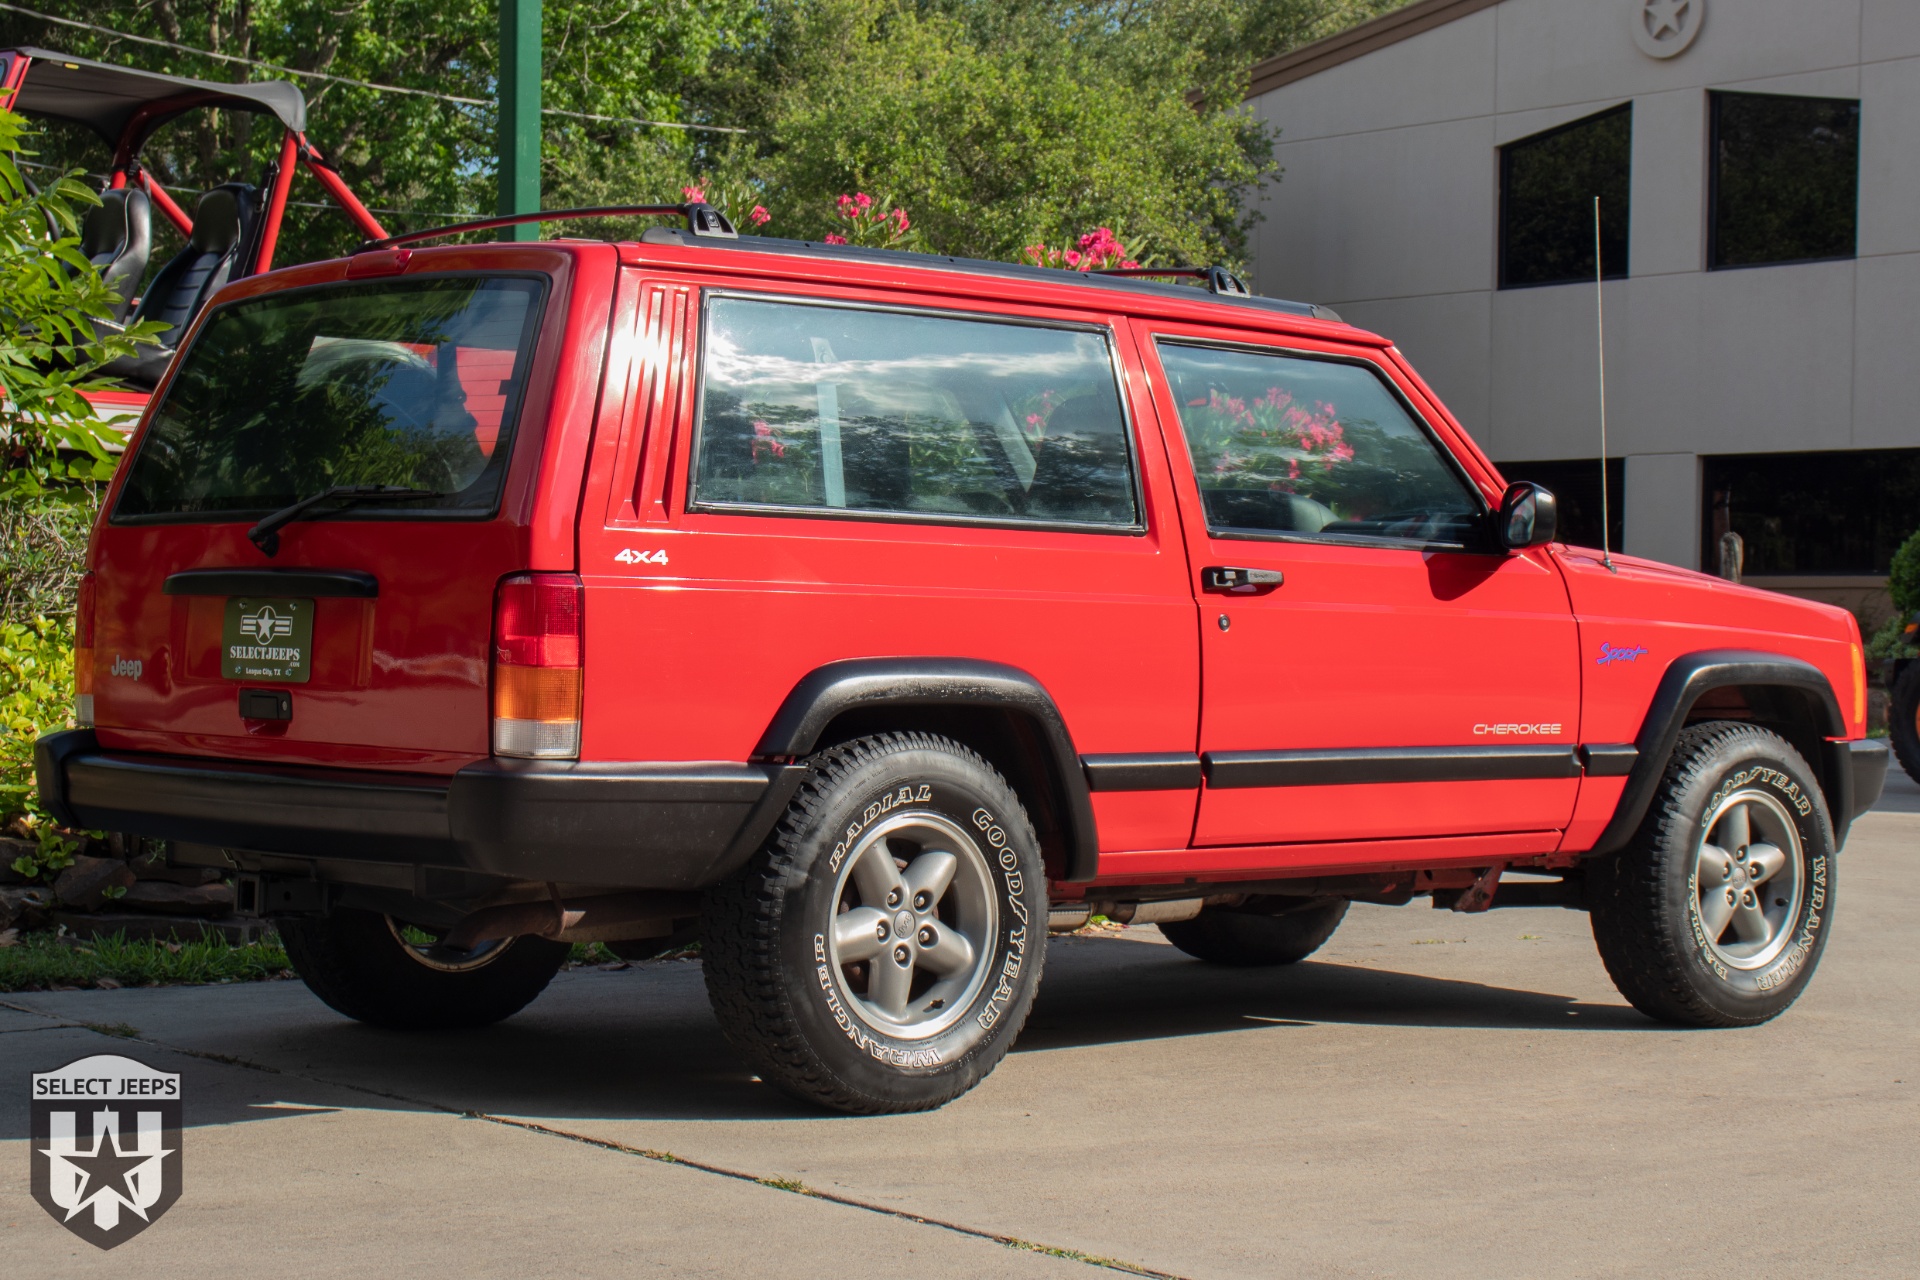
<box><xmin>5</xmin><ymin>775</ymin><xmax>1917</xmax><ymax>1278</ymax></box>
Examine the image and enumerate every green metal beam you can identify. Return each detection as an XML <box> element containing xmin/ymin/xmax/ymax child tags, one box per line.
<box><xmin>498</xmin><ymin>0</ymin><xmax>541</xmax><ymax>241</ymax></box>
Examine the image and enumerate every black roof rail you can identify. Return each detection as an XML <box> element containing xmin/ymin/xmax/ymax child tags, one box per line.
<box><xmin>354</xmin><ymin>202</ymin><xmax>738</xmax><ymax>253</ymax></box>
<box><xmin>1089</xmin><ymin>265</ymin><xmax>1250</xmax><ymax>297</ymax></box>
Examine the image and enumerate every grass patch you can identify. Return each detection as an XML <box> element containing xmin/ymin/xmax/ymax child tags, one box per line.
<box><xmin>0</xmin><ymin>930</ymin><xmax>292</xmax><ymax>992</ymax></box>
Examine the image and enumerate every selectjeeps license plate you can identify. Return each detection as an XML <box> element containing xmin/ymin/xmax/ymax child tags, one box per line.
<box><xmin>222</xmin><ymin>597</ymin><xmax>314</xmax><ymax>684</ymax></box>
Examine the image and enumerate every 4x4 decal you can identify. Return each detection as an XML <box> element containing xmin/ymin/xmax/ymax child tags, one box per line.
<box><xmin>613</xmin><ymin>548</ymin><xmax>669</xmax><ymax>566</ymax></box>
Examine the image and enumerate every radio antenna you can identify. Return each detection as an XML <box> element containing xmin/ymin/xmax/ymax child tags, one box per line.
<box><xmin>1594</xmin><ymin>195</ymin><xmax>1616</xmax><ymax>573</ymax></box>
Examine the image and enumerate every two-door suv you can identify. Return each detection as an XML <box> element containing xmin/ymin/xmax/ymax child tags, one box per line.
<box><xmin>38</xmin><ymin>204</ymin><xmax>1888</xmax><ymax>1113</ymax></box>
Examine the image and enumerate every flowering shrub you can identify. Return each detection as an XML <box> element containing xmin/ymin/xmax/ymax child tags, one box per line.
<box><xmin>1021</xmin><ymin>227</ymin><xmax>1139</xmax><ymax>272</ymax></box>
<box><xmin>1185</xmin><ymin>387</ymin><xmax>1353</xmax><ymax>489</ymax></box>
<box><xmin>679</xmin><ymin>183</ymin><xmax>770</xmax><ymax>229</ymax></box>
<box><xmin>824</xmin><ymin>192</ymin><xmax>911</xmax><ymax>247</ymax></box>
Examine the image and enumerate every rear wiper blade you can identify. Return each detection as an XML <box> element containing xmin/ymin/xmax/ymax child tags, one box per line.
<box><xmin>247</xmin><ymin>485</ymin><xmax>443</xmax><ymax>557</ymax></box>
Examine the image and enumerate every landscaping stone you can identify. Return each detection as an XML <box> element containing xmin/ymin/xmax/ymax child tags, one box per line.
<box><xmin>0</xmin><ymin>837</ymin><xmax>36</xmax><ymax>880</ymax></box>
<box><xmin>0</xmin><ymin>886</ymin><xmax>53</xmax><ymax>932</ymax></box>
<box><xmin>120</xmin><ymin>880</ymin><xmax>236</xmax><ymax>917</ymax></box>
<box><xmin>53</xmin><ymin>855</ymin><xmax>137</xmax><ymax>910</ymax></box>
<box><xmin>128</xmin><ymin>858</ymin><xmax>224</xmax><ymax>886</ymax></box>
<box><xmin>50</xmin><ymin>911</ymin><xmax>272</xmax><ymax>945</ymax></box>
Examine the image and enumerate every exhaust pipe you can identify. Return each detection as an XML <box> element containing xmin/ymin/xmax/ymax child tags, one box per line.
<box><xmin>1046</xmin><ymin>897</ymin><xmax>1208</xmax><ymax>933</ymax></box>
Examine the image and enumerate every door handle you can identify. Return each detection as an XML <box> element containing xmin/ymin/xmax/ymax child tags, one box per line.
<box><xmin>1202</xmin><ymin>566</ymin><xmax>1283</xmax><ymax>594</ymax></box>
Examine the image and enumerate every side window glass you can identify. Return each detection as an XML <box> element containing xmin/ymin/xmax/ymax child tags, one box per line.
<box><xmin>693</xmin><ymin>297</ymin><xmax>1137</xmax><ymax>527</ymax></box>
<box><xmin>1157</xmin><ymin>341</ymin><xmax>1483</xmax><ymax>546</ymax></box>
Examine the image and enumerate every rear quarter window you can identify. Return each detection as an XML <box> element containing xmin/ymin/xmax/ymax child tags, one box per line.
<box><xmin>113</xmin><ymin>275</ymin><xmax>547</xmax><ymax>522</ymax></box>
<box><xmin>691</xmin><ymin>295</ymin><xmax>1139</xmax><ymax>530</ymax></box>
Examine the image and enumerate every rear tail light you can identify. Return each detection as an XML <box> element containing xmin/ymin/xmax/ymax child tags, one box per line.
<box><xmin>491</xmin><ymin>572</ymin><xmax>583</xmax><ymax>759</ymax></box>
<box><xmin>74</xmin><ymin>571</ymin><xmax>96</xmax><ymax>728</ymax></box>
<box><xmin>1849</xmin><ymin>637</ymin><xmax>1867</xmax><ymax>737</ymax></box>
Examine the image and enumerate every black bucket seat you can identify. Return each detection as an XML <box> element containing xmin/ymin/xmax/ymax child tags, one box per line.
<box><xmin>76</xmin><ymin>187</ymin><xmax>153</xmax><ymax>322</ymax></box>
<box><xmin>104</xmin><ymin>183</ymin><xmax>257</xmax><ymax>388</ymax></box>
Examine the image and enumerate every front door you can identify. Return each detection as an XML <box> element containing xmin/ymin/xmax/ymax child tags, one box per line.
<box><xmin>1144</xmin><ymin>331</ymin><xmax>1581</xmax><ymax>847</ymax></box>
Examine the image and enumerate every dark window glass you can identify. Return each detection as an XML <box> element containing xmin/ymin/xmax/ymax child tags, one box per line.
<box><xmin>1702</xmin><ymin>450</ymin><xmax>1920</xmax><ymax>575</ymax></box>
<box><xmin>1499</xmin><ymin>104</ymin><xmax>1631</xmax><ymax>288</ymax></box>
<box><xmin>1494</xmin><ymin>458</ymin><xmax>1624</xmax><ymax>552</ymax></box>
<box><xmin>115</xmin><ymin>276</ymin><xmax>545</xmax><ymax>521</ymax></box>
<box><xmin>1158</xmin><ymin>342</ymin><xmax>1483</xmax><ymax>547</ymax></box>
<box><xmin>693</xmin><ymin>297</ymin><xmax>1137</xmax><ymax>528</ymax></box>
<box><xmin>1710</xmin><ymin>92</ymin><xmax>1859</xmax><ymax>269</ymax></box>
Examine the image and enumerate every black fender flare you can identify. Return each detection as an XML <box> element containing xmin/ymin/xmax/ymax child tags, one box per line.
<box><xmin>1590</xmin><ymin>649</ymin><xmax>1850</xmax><ymax>856</ymax></box>
<box><xmin>755</xmin><ymin>658</ymin><xmax>1099</xmax><ymax>882</ymax></box>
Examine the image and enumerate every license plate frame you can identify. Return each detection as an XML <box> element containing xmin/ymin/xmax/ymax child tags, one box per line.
<box><xmin>221</xmin><ymin>597</ymin><xmax>315</xmax><ymax>684</ymax></box>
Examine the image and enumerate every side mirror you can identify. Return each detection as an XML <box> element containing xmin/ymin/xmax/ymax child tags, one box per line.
<box><xmin>1496</xmin><ymin>481</ymin><xmax>1557</xmax><ymax>551</ymax></box>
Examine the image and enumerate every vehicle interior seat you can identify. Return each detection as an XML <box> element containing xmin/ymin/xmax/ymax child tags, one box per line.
<box><xmin>103</xmin><ymin>183</ymin><xmax>258</xmax><ymax>387</ymax></box>
<box><xmin>76</xmin><ymin>187</ymin><xmax>152</xmax><ymax>322</ymax></box>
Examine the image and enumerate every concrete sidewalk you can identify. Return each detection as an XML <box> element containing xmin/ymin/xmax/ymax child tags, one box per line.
<box><xmin>4</xmin><ymin>776</ymin><xmax>1917</xmax><ymax>1278</ymax></box>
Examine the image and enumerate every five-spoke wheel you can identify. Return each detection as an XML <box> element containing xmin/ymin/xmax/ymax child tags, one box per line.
<box><xmin>1693</xmin><ymin>789</ymin><xmax>1803</xmax><ymax>970</ymax></box>
<box><xmin>827</xmin><ymin>814</ymin><xmax>996</xmax><ymax>1038</ymax></box>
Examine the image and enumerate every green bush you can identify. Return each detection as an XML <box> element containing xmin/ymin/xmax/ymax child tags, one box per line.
<box><xmin>0</xmin><ymin>930</ymin><xmax>292</xmax><ymax>992</ymax></box>
<box><xmin>0</xmin><ymin>615</ymin><xmax>78</xmax><ymax>872</ymax></box>
<box><xmin>1890</xmin><ymin>528</ymin><xmax>1920</xmax><ymax>618</ymax></box>
<box><xmin>0</xmin><ymin>489</ymin><xmax>96</xmax><ymax>624</ymax></box>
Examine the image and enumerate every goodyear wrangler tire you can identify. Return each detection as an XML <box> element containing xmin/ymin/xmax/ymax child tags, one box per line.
<box><xmin>701</xmin><ymin>732</ymin><xmax>1046</xmax><ymax>1114</ymax></box>
<box><xmin>1158</xmin><ymin>899</ymin><xmax>1348</xmax><ymax>966</ymax></box>
<box><xmin>280</xmin><ymin>908</ymin><xmax>568</xmax><ymax>1030</ymax></box>
<box><xmin>1588</xmin><ymin>722</ymin><xmax>1835</xmax><ymax>1027</ymax></box>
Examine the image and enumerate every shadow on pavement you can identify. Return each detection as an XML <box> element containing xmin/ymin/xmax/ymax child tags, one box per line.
<box><xmin>6</xmin><ymin>931</ymin><xmax>1658</xmax><ymax>1133</ymax></box>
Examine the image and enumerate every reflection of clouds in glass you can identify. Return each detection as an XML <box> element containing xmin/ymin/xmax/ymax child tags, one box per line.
<box><xmin>706</xmin><ymin>342</ymin><xmax>1099</xmax><ymax>386</ymax></box>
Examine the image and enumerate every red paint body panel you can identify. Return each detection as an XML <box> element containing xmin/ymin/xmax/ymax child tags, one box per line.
<box><xmin>87</xmin><ymin>245</ymin><xmax>611</xmax><ymax>775</ymax></box>
<box><xmin>76</xmin><ymin>231</ymin><xmax>1870</xmax><ymax>885</ymax></box>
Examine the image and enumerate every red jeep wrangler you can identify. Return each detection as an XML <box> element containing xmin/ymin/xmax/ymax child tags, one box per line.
<box><xmin>36</xmin><ymin>205</ymin><xmax>1889</xmax><ymax>1114</ymax></box>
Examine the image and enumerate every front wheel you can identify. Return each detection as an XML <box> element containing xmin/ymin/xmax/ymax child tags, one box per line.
<box><xmin>702</xmin><ymin>732</ymin><xmax>1046</xmax><ymax>1114</ymax></box>
<box><xmin>1588</xmin><ymin>722</ymin><xmax>1835</xmax><ymax>1027</ymax></box>
<box><xmin>280</xmin><ymin>908</ymin><xmax>569</xmax><ymax>1029</ymax></box>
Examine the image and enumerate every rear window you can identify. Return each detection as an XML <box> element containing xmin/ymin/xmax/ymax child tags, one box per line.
<box><xmin>113</xmin><ymin>275</ymin><xmax>547</xmax><ymax>522</ymax></box>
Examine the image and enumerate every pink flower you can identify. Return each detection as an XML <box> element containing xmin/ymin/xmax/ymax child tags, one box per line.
<box><xmin>1064</xmin><ymin>249</ymin><xmax>1082</xmax><ymax>267</ymax></box>
<box><xmin>892</xmin><ymin>208</ymin><xmax>909</xmax><ymax>233</ymax></box>
<box><xmin>824</xmin><ymin>232</ymin><xmax>847</xmax><ymax>245</ymax></box>
<box><xmin>1026</xmin><ymin>413</ymin><xmax>1042</xmax><ymax>426</ymax></box>
<box><xmin>856</xmin><ymin>192</ymin><xmax>873</xmax><ymax>210</ymax></box>
<box><xmin>682</xmin><ymin>185</ymin><xmax>707</xmax><ymax>203</ymax></box>
<box><xmin>1120</xmin><ymin>259</ymin><xmax>1139</xmax><ymax>270</ymax></box>
<box><xmin>749</xmin><ymin>205</ymin><xmax>770</xmax><ymax>226</ymax></box>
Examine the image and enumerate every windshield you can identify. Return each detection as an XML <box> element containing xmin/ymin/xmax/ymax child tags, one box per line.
<box><xmin>113</xmin><ymin>275</ymin><xmax>547</xmax><ymax>522</ymax></box>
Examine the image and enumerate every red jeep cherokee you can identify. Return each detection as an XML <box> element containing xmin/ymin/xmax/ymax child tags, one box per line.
<box><xmin>37</xmin><ymin>205</ymin><xmax>1889</xmax><ymax>1114</ymax></box>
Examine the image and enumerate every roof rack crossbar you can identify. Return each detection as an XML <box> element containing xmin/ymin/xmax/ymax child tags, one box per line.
<box><xmin>1090</xmin><ymin>265</ymin><xmax>1250</xmax><ymax>297</ymax></box>
<box><xmin>354</xmin><ymin>202</ymin><xmax>737</xmax><ymax>252</ymax></box>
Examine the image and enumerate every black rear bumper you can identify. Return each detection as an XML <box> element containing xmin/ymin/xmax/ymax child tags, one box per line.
<box><xmin>35</xmin><ymin>730</ymin><xmax>806</xmax><ymax>890</ymax></box>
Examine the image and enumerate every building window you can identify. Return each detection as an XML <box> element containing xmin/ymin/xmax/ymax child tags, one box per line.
<box><xmin>1494</xmin><ymin>458</ymin><xmax>1624</xmax><ymax>552</ymax></box>
<box><xmin>1498</xmin><ymin>104</ymin><xmax>1631</xmax><ymax>289</ymax></box>
<box><xmin>1709</xmin><ymin>92</ymin><xmax>1859</xmax><ymax>270</ymax></box>
<box><xmin>1702</xmin><ymin>450</ymin><xmax>1920</xmax><ymax>576</ymax></box>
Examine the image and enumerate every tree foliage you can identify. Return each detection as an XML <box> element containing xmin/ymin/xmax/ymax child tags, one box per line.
<box><xmin>1</xmin><ymin>0</ymin><xmax>1411</xmax><ymax>269</ymax></box>
<box><xmin>0</xmin><ymin>107</ymin><xmax>161</xmax><ymax>495</ymax></box>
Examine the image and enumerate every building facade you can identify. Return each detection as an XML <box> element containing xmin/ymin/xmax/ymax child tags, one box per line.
<box><xmin>1243</xmin><ymin>0</ymin><xmax>1920</xmax><ymax>621</ymax></box>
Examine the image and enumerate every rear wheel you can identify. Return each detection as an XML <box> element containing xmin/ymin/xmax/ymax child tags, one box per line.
<box><xmin>1890</xmin><ymin>662</ymin><xmax>1920</xmax><ymax>785</ymax></box>
<box><xmin>280</xmin><ymin>908</ymin><xmax>569</xmax><ymax>1029</ymax></box>
<box><xmin>702</xmin><ymin>732</ymin><xmax>1045</xmax><ymax>1114</ymax></box>
<box><xmin>1158</xmin><ymin>898</ymin><xmax>1348</xmax><ymax>966</ymax></box>
<box><xmin>1588</xmin><ymin>722</ymin><xmax>1834</xmax><ymax>1027</ymax></box>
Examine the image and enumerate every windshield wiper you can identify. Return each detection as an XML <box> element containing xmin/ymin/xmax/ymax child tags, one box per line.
<box><xmin>247</xmin><ymin>485</ymin><xmax>444</xmax><ymax>557</ymax></box>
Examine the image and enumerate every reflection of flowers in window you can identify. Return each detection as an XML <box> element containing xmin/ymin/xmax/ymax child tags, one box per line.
<box><xmin>751</xmin><ymin>418</ymin><xmax>786</xmax><ymax>461</ymax></box>
<box><xmin>1188</xmin><ymin>386</ymin><xmax>1352</xmax><ymax>492</ymax></box>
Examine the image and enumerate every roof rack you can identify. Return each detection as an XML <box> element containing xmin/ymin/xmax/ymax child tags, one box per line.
<box><xmin>355</xmin><ymin>202</ymin><xmax>738</xmax><ymax>252</ymax></box>
<box><xmin>1088</xmin><ymin>265</ymin><xmax>1250</xmax><ymax>297</ymax></box>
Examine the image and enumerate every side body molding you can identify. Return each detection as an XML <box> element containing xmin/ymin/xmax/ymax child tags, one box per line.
<box><xmin>755</xmin><ymin>658</ymin><xmax>1100</xmax><ymax>882</ymax></box>
<box><xmin>1588</xmin><ymin>649</ymin><xmax>1849</xmax><ymax>857</ymax></box>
